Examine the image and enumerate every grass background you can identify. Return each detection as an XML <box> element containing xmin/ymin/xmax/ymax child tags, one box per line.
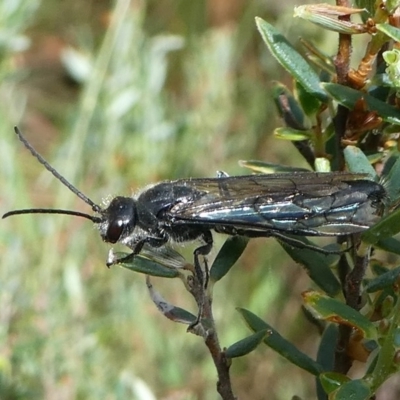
<box><xmin>0</xmin><ymin>0</ymin><xmax>331</xmax><ymax>399</ymax></box>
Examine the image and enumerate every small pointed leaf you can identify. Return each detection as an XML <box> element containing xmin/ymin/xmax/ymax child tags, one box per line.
<box><xmin>323</xmin><ymin>83</ymin><xmax>400</xmax><ymax>125</ymax></box>
<box><xmin>375</xmin><ymin>237</ymin><xmax>400</xmax><ymax>256</ymax></box>
<box><xmin>362</xmin><ymin>207</ymin><xmax>400</xmax><ymax>244</ymax></box>
<box><xmin>371</xmin><ymin>261</ymin><xmax>389</xmax><ymax>276</ymax></box>
<box><xmin>146</xmin><ymin>277</ymin><xmax>196</xmax><ymax>324</ymax></box>
<box><xmin>239</xmin><ymin>160</ymin><xmax>309</xmax><ymax>174</ymax></box>
<box><xmin>274</xmin><ymin>127</ymin><xmax>313</xmax><ymax>141</ymax></box>
<box><xmin>303</xmin><ymin>291</ymin><xmax>377</xmax><ymax>340</ymax></box>
<box><xmin>365</xmin><ymin>266</ymin><xmax>400</xmax><ymax>293</ymax></box>
<box><xmin>314</xmin><ymin>157</ymin><xmax>332</xmax><ymax>172</ymax></box>
<box><xmin>210</xmin><ymin>236</ymin><xmax>248</xmax><ymax>282</ymax></box>
<box><xmin>381</xmin><ymin>153</ymin><xmax>400</xmax><ymax>203</ymax></box>
<box><xmin>272</xmin><ymin>82</ymin><xmax>306</xmax><ymax>129</ymax></box>
<box><xmin>319</xmin><ymin>372</ymin><xmax>350</xmax><ymax>395</ymax></box>
<box><xmin>256</xmin><ymin>17</ymin><xmax>328</xmax><ymax>102</ymax></box>
<box><xmin>279</xmin><ymin>237</ymin><xmax>341</xmax><ymax>296</ymax></box>
<box><xmin>238</xmin><ymin>308</ymin><xmax>324</xmax><ymax>375</ymax></box>
<box><xmin>343</xmin><ymin>146</ymin><xmax>377</xmax><ymax>179</ymax></box>
<box><xmin>111</xmin><ymin>251</ymin><xmax>181</xmax><ymax>278</ymax></box>
<box><xmin>317</xmin><ymin>324</ymin><xmax>338</xmax><ymax>371</ymax></box>
<box><xmin>331</xmin><ymin>379</ymin><xmax>371</xmax><ymax>400</ymax></box>
<box><xmin>316</xmin><ymin>326</ymin><xmax>340</xmax><ymax>399</ymax></box>
<box><xmin>376</xmin><ymin>23</ymin><xmax>400</xmax><ymax>42</ymax></box>
<box><xmin>295</xmin><ymin>80</ymin><xmax>321</xmax><ymax>116</ymax></box>
<box><xmin>225</xmin><ymin>329</ymin><xmax>271</xmax><ymax>358</ymax></box>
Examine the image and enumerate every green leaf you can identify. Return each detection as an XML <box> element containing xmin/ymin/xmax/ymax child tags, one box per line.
<box><xmin>354</xmin><ymin>0</ymin><xmax>376</xmax><ymax>16</ymax></box>
<box><xmin>381</xmin><ymin>153</ymin><xmax>400</xmax><ymax>203</ymax></box>
<box><xmin>365</xmin><ymin>266</ymin><xmax>400</xmax><ymax>293</ymax></box>
<box><xmin>362</xmin><ymin>207</ymin><xmax>400</xmax><ymax>244</ymax></box>
<box><xmin>274</xmin><ymin>127</ymin><xmax>313</xmax><ymax>141</ymax></box>
<box><xmin>343</xmin><ymin>146</ymin><xmax>377</xmax><ymax>179</ymax></box>
<box><xmin>238</xmin><ymin>308</ymin><xmax>324</xmax><ymax>375</ymax></box>
<box><xmin>146</xmin><ymin>277</ymin><xmax>196</xmax><ymax>324</ymax></box>
<box><xmin>376</xmin><ymin>23</ymin><xmax>400</xmax><ymax>42</ymax></box>
<box><xmin>367</xmin><ymin>152</ymin><xmax>384</xmax><ymax>165</ymax></box>
<box><xmin>210</xmin><ymin>236</ymin><xmax>248</xmax><ymax>282</ymax></box>
<box><xmin>382</xmin><ymin>152</ymin><xmax>399</xmax><ymax>176</ymax></box>
<box><xmin>117</xmin><ymin>253</ymin><xmax>181</xmax><ymax>278</ymax></box>
<box><xmin>303</xmin><ymin>291</ymin><xmax>377</xmax><ymax>340</ymax></box>
<box><xmin>316</xmin><ymin>325</ymin><xmax>339</xmax><ymax>399</ymax></box>
<box><xmin>371</xmin><ymin>260</ymin><xmax>390</xmax><ymax>276</ymax></box>
<box><xmin>317</xmin><ymin>324</ymin><xmax>338</xmax><ymax>371</ymax></box>
<box><xmin>375</xmin><ymin>237</ymin><xmax>400</xmax><ymax>256</ymax></box>
<box><xmin>319</xmin><ymin>372</ymin><xmax>350</xmax><ymax>395</ymax></box>
<box><xmin>279</xmin><ymin>237</ymin><xmax>341</xmax><ymax>296</ymax></box>
<box><xmin>238</xmin><ymin>160</ymin><xmax>309</xmax><ymax>174</ymax></box>
<box><xmin>385</xmin><ymin>0</ymin><xmax>400</xmax><ymax>14</ymax></box>
<box><xmin>255</xmin><ymin>17</ymin><xmax>328</xmax><ymax>102</ymax></box>
<box><xmin>382</xmin><ymin>49</ymin><xmax>400</xmax><ymax>87</ymax></box>
<box><xmin>298</xmin><ymin>38</ymin><xmax>336</xmax><ymax>77</ymax></box>
<box><xmin>272</xmin><ymin>82</ymin><xmax>306</xmax><ymax>129</ymax></box>
<box><xmin>331</xmin><ymin>379</ymin><xmax>371</xmax><ymax>400</ymax></box>
<box><xmin>225</xmin><ymin>329</ymin><xmax>270</xmax><ymax>358</ymax></box>
<box><xmin>323</xmin><ymin>83</ymin><xmax>400</xmax><ymax>125</ymax></box>
<box><xmin>295</xmin><ymin>80</ymin><xmax>321</xmax><ymax>116</ymax></box>
<box><xmin>314</xmin><ymin>157</ymin><xmax>332</xmax><ymax>172</ymax></box>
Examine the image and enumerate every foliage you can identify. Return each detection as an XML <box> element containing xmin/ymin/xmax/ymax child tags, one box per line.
<box><xmin>234</xmin><ymin>5</ymin><xmax>400</xmax><ymax>400</ymax></box>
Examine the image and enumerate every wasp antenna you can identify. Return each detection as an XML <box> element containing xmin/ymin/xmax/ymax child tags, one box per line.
<box><xmin>2</xmin><ymin>208</ymin><xmax>102</xmax><ymax>223</ymax></box>
<box><xmin>13</xmin><ymin>126</ymin><xmax>102</xmax><ymax>213</ymax></box>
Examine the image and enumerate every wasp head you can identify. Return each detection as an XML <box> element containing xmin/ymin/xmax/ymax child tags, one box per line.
<box><xmin>99</xmin><ymin>196</ymin><xmax>137</xmax><ymax>244</ymax></box>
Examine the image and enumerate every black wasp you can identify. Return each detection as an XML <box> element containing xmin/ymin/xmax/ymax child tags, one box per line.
<box><xmin>3</xmin><ymin>127</ymin><xmax>386</xmax><ymax>282</ymax></box>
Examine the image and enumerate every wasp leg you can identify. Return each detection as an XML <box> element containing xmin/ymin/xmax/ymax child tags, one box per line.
<box><xmin>106</xmin><ymin>235</ymin><xmax>168</xmax><ymax>267</ymax></box>
<box><xmin>187</xmin><ymin>231</ymin><xmax>214</xmax><ymax>330</ymax></box>
<box><xmin>193</xmin><ymin>230</ymin><xmax>213</xmax><ymax>288</ymax></box>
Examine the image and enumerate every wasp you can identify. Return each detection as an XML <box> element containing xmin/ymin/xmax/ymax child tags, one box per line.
<box><xmin>3</xmin><ymin>128</ymin><xmax>386</xmax><ymax>282</ymax></box>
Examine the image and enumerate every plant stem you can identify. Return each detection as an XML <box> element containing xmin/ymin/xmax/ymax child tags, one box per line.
<box><xmin>334</xmin><ymin>244</ymin><xmax>370</xmax><ymax>373</ymax></box>
<box><xmin>188</xmin><ymin>277</ymin><xmax>236</xmax><ymax>399</ymax></box>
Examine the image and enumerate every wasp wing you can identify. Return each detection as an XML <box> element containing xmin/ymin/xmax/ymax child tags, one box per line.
<box><xmin>168</xmin><ymin>172</ymin><xmax>385</xmax><ymax>236</ymax></box>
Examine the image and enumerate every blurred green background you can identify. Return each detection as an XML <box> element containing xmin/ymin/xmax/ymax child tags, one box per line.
<box><xmin>1</xmin><ymin>0</ymin><xmax>328</xmax><ymax>399</ymax></box>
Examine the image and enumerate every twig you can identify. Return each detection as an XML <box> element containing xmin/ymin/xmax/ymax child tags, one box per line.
<box><xmin>187</xmin><ymin>272</ymin><xmax>236</xmax><ymax>400</ymax></box>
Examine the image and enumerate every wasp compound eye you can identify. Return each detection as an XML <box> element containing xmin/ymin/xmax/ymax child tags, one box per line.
<box><xmin>102</xmin><ymin>196</ymin><xmax>136</xmax><ymax>243</ymax></box>
<box><xmin>105</xmin><ymin>220</ymin><xmax>125</xmax><ymax>243</ymax></box>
